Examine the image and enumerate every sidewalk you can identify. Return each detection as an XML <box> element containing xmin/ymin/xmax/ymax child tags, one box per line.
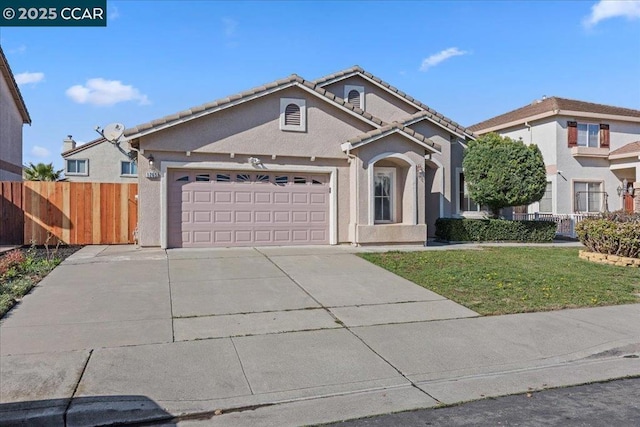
<box><xmin>1</xmin><ymin>244</ymin><xmax>638</xmax><ymax>426</ymax></box>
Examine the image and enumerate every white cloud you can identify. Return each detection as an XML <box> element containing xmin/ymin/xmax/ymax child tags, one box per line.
<box><xmin>15</xmin><ymin>71</ymin><xmax>44</xmax><ymax>86</ymax></box>
<box><xmin>65</xmin><ymin>78</ymin><xmax>150</xmax><ymax>106</ymax></box>
<box><xmin>31</xmin><ymin>145</ymin><xmax>50</xmax><ymax>158</ymax></box>
<box><xmin>222</xmin><ymin>17</ymin><xmax>238</xmax><ymax>37</ymax></box>
<box><xmin>584</xmin><ymin>0</ymin><xmax>640</xmax><ymax>27</ymax></box>
<box><xmin>420</xmin><ymin>47</ymin><xmax>468</xmax><ymax>71</ymax></box>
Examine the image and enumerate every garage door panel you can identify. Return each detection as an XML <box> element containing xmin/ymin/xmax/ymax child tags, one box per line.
<box><xmin>168</xmin><ymin>170</ymin><xmax>330</xmax><ymax>248</ymax></box>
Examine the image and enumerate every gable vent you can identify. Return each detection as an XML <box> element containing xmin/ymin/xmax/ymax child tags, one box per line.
<box><xmin>348</xmin><ymin>89</ymin><xmax>361</xmax><ymax>109</ymax></box>
<box><xmin>284</xmin><ymin>103</ymin><xmax>301</xmax><ymax>126</ymax></box>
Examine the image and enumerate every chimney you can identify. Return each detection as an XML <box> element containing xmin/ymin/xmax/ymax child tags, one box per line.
<box><xmin>63</xmin><ymin>135</ymin><xmax>76</xmax><ymax>152</ymax></box>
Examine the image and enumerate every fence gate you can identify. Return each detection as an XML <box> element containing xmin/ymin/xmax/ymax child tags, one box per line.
<box><xmin>0</xmin><ymin>181</ymin><xmax>138</xmax><ymax>245</ymax></box>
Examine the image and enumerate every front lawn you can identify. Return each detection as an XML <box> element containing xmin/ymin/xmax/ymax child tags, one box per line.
<box><xmin>360</xmin><ymin>248</ymin><xmax>640</xmax><ymax>316</ymax></box>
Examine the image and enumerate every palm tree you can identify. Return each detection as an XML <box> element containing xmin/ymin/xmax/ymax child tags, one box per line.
<box><xmin>23</xmin><ymin>162</ymin><xmax>63</xmax><ymax>181</ymax></box>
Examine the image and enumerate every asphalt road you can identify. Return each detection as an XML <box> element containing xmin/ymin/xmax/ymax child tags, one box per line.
<box><xmin>320</xmin><ymin>377</ymin><xmax>640</xmax><ymax>427</ymax></box>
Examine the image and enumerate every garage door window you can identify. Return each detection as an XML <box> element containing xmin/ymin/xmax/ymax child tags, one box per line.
<box><xmin>257</xmin><ymin>174</ymin><xmax>269</xmax><ymax>183</ymax></box>
<box><xmin>294</xmin><ymin>176</ymin><xmax>307</xmax><ymax>184</ymax></box>
<box><xmin>237</xmin><ymin>173</ymin><xmax>251</xmax><ymax>183</ymax></box>
<box><xmin>275</xmin><ymin>175</ymin><xmax>288</xmax><ymax>186</ymax></box>
<box><xmin>176</xmin><ymin>175</ymin><xmax>189</xmax><ymax>182</ymax></box>
<box><xmin>216</xmin><ymin>173</ymin><xmax>231</xmax><ymax>182</ymax></box>
<box><xmin>196</xmin><ymin>174</ymin><xmax>210</xmax><ymax>182</ymax></box>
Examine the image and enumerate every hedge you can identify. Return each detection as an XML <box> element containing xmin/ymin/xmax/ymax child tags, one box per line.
<box><xmin>435</xmin><ymin>218</ymin><xmax>557</xmax><ymax>243</ymax></box>
<box><xmin>576</xmin><ymin>212</ymin><xmax>640</xmax><ymax>259</ymax></box>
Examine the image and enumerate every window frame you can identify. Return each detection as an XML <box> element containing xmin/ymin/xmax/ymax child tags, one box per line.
<box><xmin>456</xmin><ymin>169</ymin><xmax>486</xmax><ymax>215</ymax></box>
<box><xmin>538</xmin><ymin>181</ymin><xmax>553</xmax><ymax>213</ymax></box>
<box><xmin>344</xmin><ymin>85</ymin><xmax>365</xmax><ymax>111</ymax></box>
<box><xmin>373</xmin><ymin>167</ymin><xmax>396</xmax><ymax>224</ymax></box>
<box><xmin>66</xmin><ymin>159</ymin><xmax>88</xmax><ymax>176</ymax></box>
<box><xmin>279</xmin><ymin>98</ymin><xmax>306</xmax><ymax>132</ymax></box>
<box><xmin>573</xmin><ymin>180</ymin><xmax>604</xmax><ymax>213</ymax></box>
<box><xmin>120</xmin><ymin>160</ymin><xmax>138</xmax><ymax>177</ymax></box>
<box><xmin>576</xmin><ymin>123</ymin><xmax>600</xmax><ymax>148</ymax></box>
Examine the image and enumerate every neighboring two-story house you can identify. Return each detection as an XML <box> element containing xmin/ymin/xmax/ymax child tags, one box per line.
<box><xmin>61</xmin><ymin>135</ymin><xmax>138</xmax><ymax>183</ymax></box>
<box><xmin>469</xmin><ymin>97</ymin><xmax>640</xmax><ymax>215</ymax></box>
<box><xmin>0</xmin><ymin>46</ymin><xmax>31</xmax><ymax>181</ymax></box>
<box><xmin>121</xmin><ymin>66</ymin><xmax>475</xmax><ymax>248</ymax></box>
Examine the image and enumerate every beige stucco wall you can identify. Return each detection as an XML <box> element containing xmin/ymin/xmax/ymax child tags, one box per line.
<box><xmin>63</xmin><ymin>141</ymin><xmax>139</xmax><ymax>183</ymax></box>
<box><xmin>0</xmin><ymin>74</ymin><xmax>24</xmax><ymax>181</ymax></box>
<box><xmin>321</xmin><ymin>75</ymin><xmax>420</xmax><ymax>122</ymax></box>
<box><xmin>139</xmin><ymin>86</ymin><xmax>373</xmax><ymax>159</ymax></box>
<box><xmin>350</xmin><ymin>134</ymin><xmax>428</xmax><ymax>244</ymax></box>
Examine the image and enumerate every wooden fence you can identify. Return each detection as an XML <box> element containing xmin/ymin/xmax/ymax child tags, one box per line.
<box><xmin>0</xmin><ymin>181</ymin><xmax>138</xmax><ymax>245</ymax></box>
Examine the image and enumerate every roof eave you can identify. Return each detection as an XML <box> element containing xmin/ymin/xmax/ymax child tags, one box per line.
<box><xmin>403</xmin><ymin>114</ymin><xmax>472</xmax><ymax>140</ymax></box>
<box><xmin>345</xmin><ymin>128</ymin><xmax>441</xmax><ymax>154</ymax></box>
<box><xmin>0</xmin><ymin>47</ymin><xmax>32</xmax><ymax>124</ymax></box>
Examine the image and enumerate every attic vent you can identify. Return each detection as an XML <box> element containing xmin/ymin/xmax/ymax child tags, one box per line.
<box><xmin>348</xmin><ymin>89</ymin><xmax>361</xmax><ymax>108</ymax></box>
<box><xmin>284</xmin><ymin>104</ymin><xmax>301</xmax><ymax>126</ymax></box>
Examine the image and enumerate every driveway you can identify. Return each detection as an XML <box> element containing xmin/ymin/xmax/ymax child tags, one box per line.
<box><xmin>1</xmin><ymin>245</ymin><xmax>638</xmax><ymax>426</ymax></box>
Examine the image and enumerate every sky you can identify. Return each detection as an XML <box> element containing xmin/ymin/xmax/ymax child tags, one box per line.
<box><xmin>1</xmin><ymin>0</ymin><xmax>639</xmax><ymax>170</ymax></box>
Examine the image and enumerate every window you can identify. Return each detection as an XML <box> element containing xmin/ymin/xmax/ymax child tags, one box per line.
<box><xmin>539</xmin><ymin>182</ymin><xmax>553</xmax><ymax>213</ymax></box>
<box><xmin>279</xmin><ymin>98</ymin><xmax>306</xmax><ymax>131</ymax></box>
<box><xmin>215</xmin><ymin>173</ymin><xmax>230</xmax><ymax>182</ymax></box>
<box><xmin>66</xmin><ymin>159</ymin><xmax>87</xmax><ymax>175</ymax></box>
<box><xmin>275</xmin><ymin>175</ymin><xmax>288</xmax><ymax>186</ymax></box>
<box><xmin>574</xmin><ymin>182</ymin><xmax>604</xmax><ymax>213</ymax></box>
<box><xmin>120</xmin><ymin>161</ymin><xmax>138</xmax><ymax>176</ymax></box>
<box><xmin>293</xmin><ymin>176</ymin><xmax>307</xmax><ymax>184</ymax></box>
<box><xmin>196</xmin><ymin>174</ymin><xmax>210</xmax><ymax>182</ymax></box>
<box><xmin>458</xmin><ymin>172</ymin><xmax>483</xmax><ymax>212</ymax></box>
<box><xmin>176</xmin><ymin>175</ymin><xmax>189</xmax><ymax>182</ymax></box>
<box><xmin>568</xmin><ymin>122</ymin><xmax>610</xmax><ymax>148</ymax></box>
<box><xmin>374</xmin><ymin>168</ymin><xmax>395</xmax><ymax>222</ymax></box>
<box><xmin>577</xmin><ymin>123</ymin><xmax>599</xmax><ymax>147</ymax></box>
<box><xmin>236</xmin><ymin>173</ymin><xmax>250</xmax><ymax>183</ymax></box>
<box><xmin>344</xmin><ymin>85</ymin><xmax>365</xmax><ymax>110</ymax></box>
<box><xmin>256</xmin><ymin>174</ymin><xmax>269</xmax><ymax>183</ymax></box>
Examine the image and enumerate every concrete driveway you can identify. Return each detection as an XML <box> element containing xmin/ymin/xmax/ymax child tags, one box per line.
<box><xmin>1</xmin><ymin>245</ymin><xmax>639</xmax><ymax>426</ymax></box>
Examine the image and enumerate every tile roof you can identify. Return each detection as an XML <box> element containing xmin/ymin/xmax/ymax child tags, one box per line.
<box><xmin>315</xmin><ymin>66</ymin><xmax>475</xmax><ymax>139</ymax></box>
<box><xmin>61</xmin><ymin>137</ymin><xmax>107</xmax><ymax>157</ymax></box>
<box><xmin>469</xmin><ymin>97</ymin><xmax>640</xmax><ymax>132</ymax></box>
<box><xmin>125</xmin><ymin>74</ymin><xmax>386</xmax><ymax>138</ymax></box>
<box><xmin>346</xmin><ymin>122</ymin><xmax>441</xmax><ymax>152</ymax></box>
<box><xmin>609</xmin><ymin>141</ymin><xmax>640</xmax><ymax>157</ymax></box>
<box><xmin>0</xmin><ymin>45</ymin><xmax>31</xmax><ymax>124</ymax></box>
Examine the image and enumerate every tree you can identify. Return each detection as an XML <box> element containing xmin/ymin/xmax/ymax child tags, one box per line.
<box><xmin>462</xmin><ymin>132</ymin><xmax>547</xmax><ymax>218</ymax></box>
<box><xmin>23</xmin><ymin>162</ymin><xmax>63</xmax><ymax>181</ymax></box>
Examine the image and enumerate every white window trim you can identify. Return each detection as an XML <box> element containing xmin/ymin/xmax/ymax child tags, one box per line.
<box><xmin>576</xmin><ymin>122</ymin><xmax>600</xmax><ymax>148</ymax></box>
<box><xmin>344</xmin><ymin>85</ymin><xmax>365</xmax><ymax>111</ymax></box>
<box><xmin>537</xmin><ymin>180</ymin><xmax>554</xmax><ymax>213</ymax></box>
<box><xmin>572</xmin><ymin>179</ymin><xmax>605</xmax><ymax>213</ymax></box>
<box><xmin>65</xmin><ymin>159</ymin><xmax>89</xmax><ymax>176</ymax></box>
<box><xmin>279</xmin><ymin>98</ymin><xmax>306</xmax><ymax>132</ymax></box>
<box><xmin>120</xmin><ymin>160</ymin><xmax>138</xmax><ymax>177</ymax></box>
<box><xmin>373</xmin><ymin>167</ymin><xmax>396</xmax><ymax>224</ymax></box>
<box><xmin>160</xmin><ymin>161</ymin><xmax>337</xmax><ymax>249</ymax></box>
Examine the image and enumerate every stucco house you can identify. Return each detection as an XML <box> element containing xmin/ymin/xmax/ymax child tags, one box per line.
<box><xmin>469</xmin><ymin>97</ymin><xmax>640</xmax><ymax>215</ymax></box>
<box><xmin>122</xmin><ymin>66</ymin><xmax>475</xmax><ymax>248</ymax></box>
<box><xmin>61</xmin><ymin>135</ymin><xmax>138</xmax><ymax>182</ymax></box>
<box><xmin>0</xmin><ymin>45</ymin><xmax>31</xmax><ymax>181</ymax></box>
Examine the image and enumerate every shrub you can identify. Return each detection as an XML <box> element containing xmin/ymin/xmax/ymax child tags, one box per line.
<box><xmin>0</xmin><ymin>249</ymin><xmax>26</xmax><ymax>278</ymax></box>
<box><xmin>435</xmin><ymin>218</ymin><xmax>557</xmax><ymax>243</ymax></box>
<box><xmin>576</xmin><ymin>212</ymin><xmax>640</xmax><ymax>258</ymax></box>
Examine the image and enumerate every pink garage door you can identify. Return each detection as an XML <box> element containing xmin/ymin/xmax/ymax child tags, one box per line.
<box><xmin>168</xmin><ymin>170</ymin><xmax>330</xmax><ymax>248</ymax></box>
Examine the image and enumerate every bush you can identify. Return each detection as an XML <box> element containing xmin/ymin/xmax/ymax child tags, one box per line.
<box><xmin>435</xmin><ymin>218</ymin><xmax>557</xmax><ymax>243</ymax></box>
<box><xmin>576</xmin><ymin>212</ymin><xmax>640</xmax><ymax>258</ymax></box>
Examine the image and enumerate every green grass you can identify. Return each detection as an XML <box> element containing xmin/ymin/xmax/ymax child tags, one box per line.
<box><xmin>360</xmin><ymin>248</ymin><xmax>640</xmax><ymax>316</ymax></box>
